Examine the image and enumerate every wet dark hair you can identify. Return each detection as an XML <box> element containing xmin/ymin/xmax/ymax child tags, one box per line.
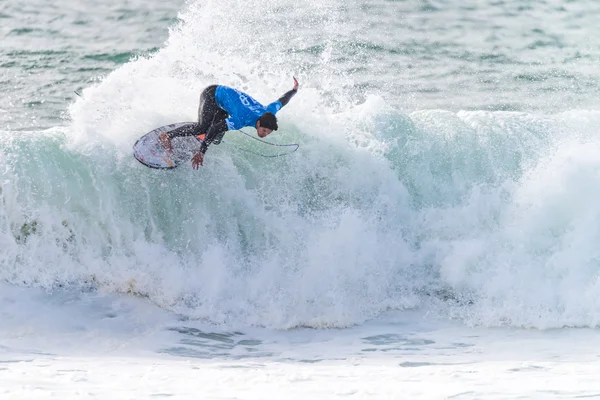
<box><xmin>258</xmin><ymin>112</ymin><xmax>278</xmax><ymax>131</ymax></box>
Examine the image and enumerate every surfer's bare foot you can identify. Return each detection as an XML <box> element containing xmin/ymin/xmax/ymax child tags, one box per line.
<box><xmin>159</xmin><ymin>132</ymin><xmax>173</xmax><ymax>153</ymax></box>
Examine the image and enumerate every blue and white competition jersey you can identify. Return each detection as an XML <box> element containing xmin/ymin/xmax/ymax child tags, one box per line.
<box><xmin>215</xmin><ymin>86</ymin><xmax>282</xmax><ymax>130</ymax></box>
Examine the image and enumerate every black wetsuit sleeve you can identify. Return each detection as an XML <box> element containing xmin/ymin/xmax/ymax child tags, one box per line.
<box><xmin>278</xmin><ymin>88</ymin><xmax>297</xmax><ymax>107</ymax></box>
<box><xmin>166</xmin><ymin>124</ymin><xmax>198</xmax><ymax>139</ymax></box>
<box><xmin>199</xmin><ymin>120</ymin><xmax>228</xmax><ymax>154</ymax></box>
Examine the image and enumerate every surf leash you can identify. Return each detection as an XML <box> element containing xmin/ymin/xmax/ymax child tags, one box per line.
<box><xmin>224</xmin><ymin>129</ymin><xmax>299</xmax><ymax>158</ymax></box>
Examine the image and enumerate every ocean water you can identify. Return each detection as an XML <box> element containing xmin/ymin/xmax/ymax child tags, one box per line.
<box><xmin>3</xmin><ymin>0</ymin><xmax>600</xmax><ymax>398</ymax></box>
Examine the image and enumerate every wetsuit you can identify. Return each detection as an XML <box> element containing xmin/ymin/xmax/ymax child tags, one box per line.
<box><xmin>167</xmin><ymin>85</ymin><xmax>297</xmax><ymax>154</ymax></box>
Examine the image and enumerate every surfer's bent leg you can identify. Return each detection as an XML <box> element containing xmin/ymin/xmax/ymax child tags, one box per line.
<box><xmin>159</xmin><ymin>123</ymin><xmax>196</xmax><ymax>152</ymax></box>
<box><xmin>165</xmin><ymin>124</ymin><xmax>197</xmax><ymax>138</ymax></box>
<box><xmin>164</xmin><ymin>85</ymin><xmax>225</xmax><ymax>139</ymax></box>
<box><xmin>194</xmin><ymin>85</ymin><xmax>227</xmax><ymax>135</ymax></box>
<box><xmin>161</xmin><ymin>85</ymin><xmax>228</xmax><ymax>153</ymax></box>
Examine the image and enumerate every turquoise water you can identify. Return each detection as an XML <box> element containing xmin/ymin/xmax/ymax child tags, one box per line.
<box><xmin>2</xmin><ymin>0</ymin><xmax>600</xmax><ymax>330</ymax></box>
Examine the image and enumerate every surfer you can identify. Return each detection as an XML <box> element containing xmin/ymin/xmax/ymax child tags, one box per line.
<box><xmin>159</xmin><ymin>77</ymin><xmax>299</xmax><ymax>169</ymax></box>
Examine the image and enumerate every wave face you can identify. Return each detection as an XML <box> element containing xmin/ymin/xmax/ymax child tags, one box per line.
<box><xmin>2</xmin><ymin>0</ymin><xmax>600</xmax><ymax>329</ymax></box>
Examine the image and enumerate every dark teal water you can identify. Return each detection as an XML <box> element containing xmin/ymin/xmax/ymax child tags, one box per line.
<box><xmin>1</xmin><ymin>0</ymin><xmax>182</xmax><ymax>130</ymax></box>
<box><xmin>3</xmin><ymin>0</ymin><xmax>600</xmax><ymax>131</ymax></box>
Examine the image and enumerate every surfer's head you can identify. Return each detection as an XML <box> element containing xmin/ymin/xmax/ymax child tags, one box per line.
<box><xmin>257</xmin><ymin>112</ymin><xmax>278</xmax><ymax>137</ymax></box>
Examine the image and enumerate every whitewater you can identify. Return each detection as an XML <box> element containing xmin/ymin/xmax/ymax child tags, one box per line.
<box><xmin>3</xmin><ymin>0</ymin><xmax>600</xmax><ymax>398</ymax></box>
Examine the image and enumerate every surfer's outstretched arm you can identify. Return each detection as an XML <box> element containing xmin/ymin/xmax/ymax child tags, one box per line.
<box><xmin>189</xmin><ymin>121</ymin><xmax>229</xmax><ymax>170</ymax></box>
<box><xmin>278</xmin><ymin>77</ymin><xmax>299</xmax><ymax>107</ymax></box>
<box><xmin>199</xmin><ymin>120</ymin><xmax>228</xmax><ymax>154</ymax></box>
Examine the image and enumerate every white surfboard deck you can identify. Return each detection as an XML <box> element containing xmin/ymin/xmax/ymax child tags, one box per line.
<box><xmin>133</xmin><ymin>122</ymin><xmax>202</xmax><ymax>169</ymax></box>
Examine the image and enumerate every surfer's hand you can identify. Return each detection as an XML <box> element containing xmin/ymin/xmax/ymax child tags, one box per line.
<box><xmin>191</xmin><ymin>151</ymin><xmax>204</xmax><ymax>169</ymax></box>
<box><xmin>292</xmin><ymin>76</ymin><xmax>299</xmax><ymax>90</ymax></box>
<box><xmin>159</xmin><ymin>132</ymin><xmax>173</xmax><ymax>153</ymax></box>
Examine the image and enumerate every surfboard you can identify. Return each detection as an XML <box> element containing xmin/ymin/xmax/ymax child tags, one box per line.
<box><xmin>133</xmin><ymin>122</ymin><xmax>203</xmax><ymax>169</ymax></box>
